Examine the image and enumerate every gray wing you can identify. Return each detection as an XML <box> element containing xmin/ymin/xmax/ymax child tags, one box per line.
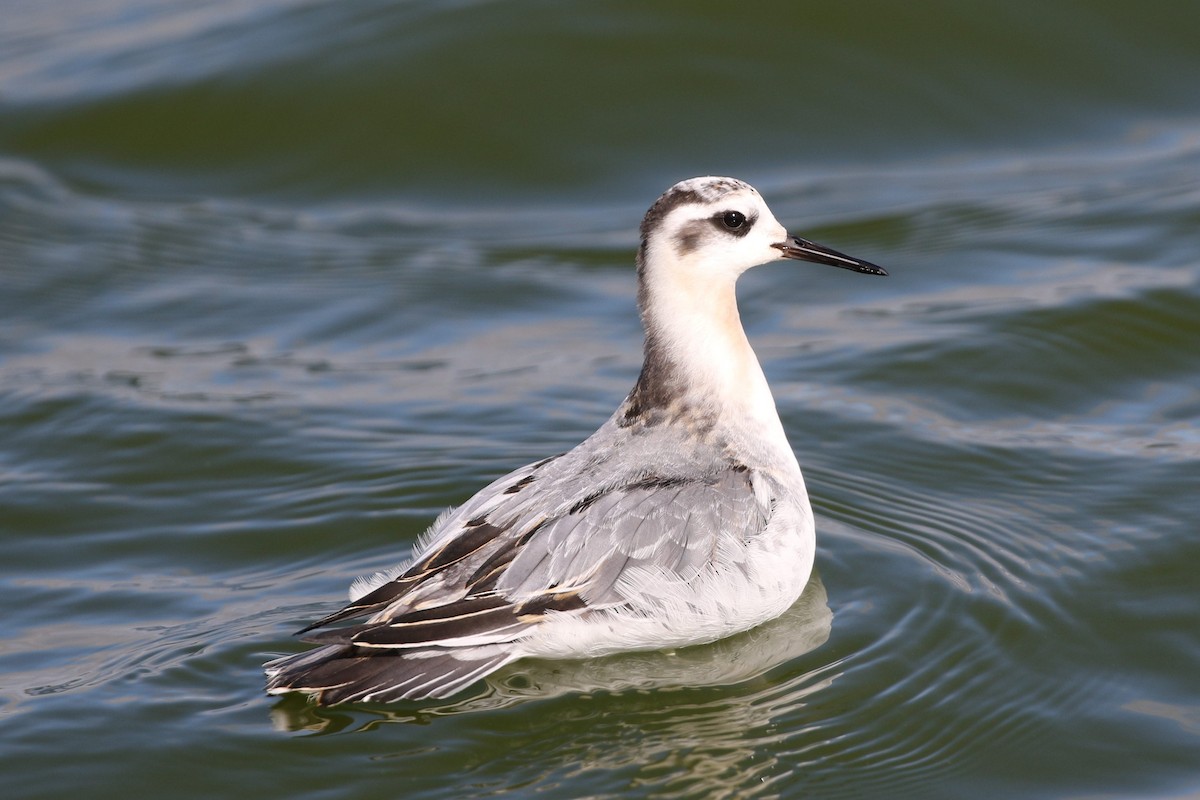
<box><xmin>300</xmin><ymin>460</ymin><xmax>772</xmax><ymax>637</ymax></box>
<box><xmin>493</xmin><ymin>468</ymin><xmax>771</xmax><ymax>606</ymax></box>
<box><xmin>265</xmin><ymin>458</ymin><xmax>773</xmax><ymax>703</ymax></box>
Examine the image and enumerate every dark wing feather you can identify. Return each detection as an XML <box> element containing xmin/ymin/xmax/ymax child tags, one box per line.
<box><xmin>294</xmin><ymin>519</ymin><xmax>509</xmax><ymax>634</ymax></box>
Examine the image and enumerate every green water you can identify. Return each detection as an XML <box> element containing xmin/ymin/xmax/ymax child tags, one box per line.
<box><xmin>2</xmin><ymin>2</ymin><xmax>1198</xmax><ymax>798</ymax></box>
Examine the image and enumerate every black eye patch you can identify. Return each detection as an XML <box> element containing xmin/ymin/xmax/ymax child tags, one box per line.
<box><xmin>713</xmin><ymin>210</ymin><xmax>755</xmax><ymax>237</ymax></box>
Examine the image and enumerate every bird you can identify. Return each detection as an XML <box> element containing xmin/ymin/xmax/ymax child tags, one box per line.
<box><xmin>264</xmin><ymin>176</ymin><xmax>887</xmax><ymax>705</ymax></box>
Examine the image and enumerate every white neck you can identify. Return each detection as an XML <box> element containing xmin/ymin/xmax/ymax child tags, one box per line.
<box><xmin>653</xmin><ymin>271</ymin><xmax>772</xmax><ymax>411</ymax></box>
<box><xmin>623</xmin><ymin>264</ymin><xmax>796</xmax><ymax>471</ymax></box>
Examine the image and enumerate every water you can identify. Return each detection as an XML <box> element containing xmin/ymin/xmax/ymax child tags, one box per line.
<box><xmin>2</xmin><ymin>2</ymin><xmax>1198</xmax><ymax>798</ymax></box>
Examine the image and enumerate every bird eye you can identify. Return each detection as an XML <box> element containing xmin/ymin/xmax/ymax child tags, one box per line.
<box><xmin>721</xmin><ymin>211</ymin><xmax>746</xmax><ymax>230</ymax></box>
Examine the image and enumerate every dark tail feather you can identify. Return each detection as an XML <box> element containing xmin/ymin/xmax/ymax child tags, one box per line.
<box><xmin>264</xmin><ymin>645</ymin><xmax>513</xmax><ymax>705</ymax></box>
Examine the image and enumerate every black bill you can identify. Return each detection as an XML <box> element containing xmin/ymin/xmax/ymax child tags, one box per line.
<box><xmin>773</xmin><ymin>235</ymin><xmax>888</xmax><ymax>276</ymax></box>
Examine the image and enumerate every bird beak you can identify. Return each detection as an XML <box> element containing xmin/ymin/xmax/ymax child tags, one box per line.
<box><xmin>772</xmin><ymin>235</ymin><xmax>888</xmax><ymax>276</ymax></box>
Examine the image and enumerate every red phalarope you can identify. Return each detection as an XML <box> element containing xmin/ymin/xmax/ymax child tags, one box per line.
<box><xmin>265</xmin><ymin>176</ymin><xmax>887</xmax><ymax>704</ymax></box>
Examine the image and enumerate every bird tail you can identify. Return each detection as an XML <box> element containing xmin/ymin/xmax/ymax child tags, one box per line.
<box><xmin>264</xmin><ymin>644</ymin><xmax>515</xmax><ymax>705</ymax></box>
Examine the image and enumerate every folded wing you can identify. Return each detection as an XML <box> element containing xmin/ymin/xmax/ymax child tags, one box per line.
<box><xmin>265</xmin><ymin>460</ymin><xmax>772</xmax><ymax>703</ymax></box>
